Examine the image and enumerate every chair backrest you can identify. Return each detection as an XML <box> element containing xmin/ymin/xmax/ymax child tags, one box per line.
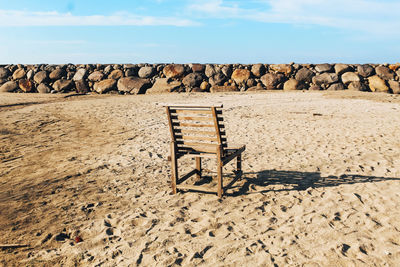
<box><xmin>165</xmin><ymin>104</ymin><xmax>227</xmax><ymax>155</ymax></box>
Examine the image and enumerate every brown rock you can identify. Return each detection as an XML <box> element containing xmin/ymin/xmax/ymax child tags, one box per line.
<box><xmin>53</xmin><ymin>79</ymin><xmax>74</xmax><ymax>92</ymax></box>
<box><xmin>389</xmin><ymin>64</ymin><xmax>400</xmax><ymax>72</ymax></box>
<box><xmin>368</xmin><ymin>76</ymin><xmax>389</xmax><ymax>92</ymax></box>
<box><xmin>388</xmin><ymin>80</ymin><xmax>400</xmax><ymax>94</ymax></box>
<box><xmin>18</xmin><ymin>79</ymin><xmax>34</xmax><ymax>92</ymax></box>
<box><xmin>375</xmin><ymin>66</ymin><xmax>394</xmax><ymax>80</ymax></box>
<box><xmin>163</xmin><ymin>64</ymin><xmax>185</xmax><ymax>79</ymax></box>
<box><xmin>221</xmin><ymin>65</ymin><xmax>232</xmax><ymax>77</ymax></box>
<box><xmin>200</xmin><ymin>81</ymin><xmax>209</xmax><ymax>91</ymax></box>
<box><xmin>348</xmin><ymin>81</ymin><xmax>367</xmax><ymax>91</ymax></box>
<box><xmin>270</xmin><ymin>64</ymin><xmax>292</xmax><ymax>74</ymax></box>
<box><xmin>117</xmin><ymin>77</ymin><xmax>151</xmax><ymax>94</ymax></box>
<box><xmin>312</xmin><ymin>73</ymin><xmax>339</xmax><ymax>87</ymax></box>
<box><xmin>357</xmin><ymin>64</ymin><xmax>374</xmax><ymax>77</ymax></box>
<box><xmin>88</xmin><ymin>71</ymin><xmax>104</xmax><ymax>82</ymax></box>
<box><xmin>191</xmin><ymin>64</ymin><xmax>204</xmax><ymax>73</ymax></box>
<box><xmin>231</xmin><ymin>69</ymin><xmax>250</xmax><ymax>84</ymax></box>
<box><xmin>283</xmin><ymin>79</ymin><xmax>300</xmax><ymax>90</ymax></box>
<box><xmin>147</xmin><ymin>78</ymin><xmax>183</xmax><ymax>93</ymax></box>
<box><xmin>182</xmin><ymin>73</ymin><xmax>204</xmax><ymax>88</ymax></box>
<box><xmin>334</xmin><ymin>64</ymin><xmax>352</xmax><ymax>75</ymax></box>
<box><xmin>37</xmin><ymin>83</ymin><xmax>52</xmax><ymax>94</ymax></box>
<box><xmin>34</xmin><ymin>71</ymin><xmax>48</xmax><ymax>84</ymax></box>
<box><xmin>260</xmin><ymin>73</ymin><xmax>285</xmax><ymax>90</ymax></box>
<box><xmin>315</xmin><ymin>64</ymin><xmax>333</xmax><ymax>73</ymax></box>
<box><xmin>309</xmin><ymin>85</ymin><xmax>321</xmax><ymax>90</ymax></box>
<box><xmin>93</xmin><ymin>79</ymin><xmax>117</xmax><ymax>93</ymax></box>
<box><xmin>327</xmin><ymin>83</ymin><xmax>345</xmax><ymax>91</ymax></box>
<box><xmin>205</xmin><ymin>65</ymin><xmax>217</xmax><ymax>77</ymax></box>
<box><xmin>251</xmin><ymin>64</ymin><xmax>265</xmax><ymax>77</ymax></box>
<box><xmin>138</xmin><ymin>66</ymin><xmax>154</xmax><ymax>78</ymax></box>
<box><xmin>190</xmin><ymin>87</ymin><xmax>207</xmax><ymax>92</ymax></box>
<box><xmin>247</xmin><ymin>84</ymin><xmax>265</xmax><ymax>91</ymax></box>
<box><xmin>209</xmin><ymin>73</ymin><xmax>226</xmax><ymax>86</ymax></box>
<box><xmin>13</xmin><ymin>68</ymin><xmax>26</xmax><ymax>80</ymax></box>
<box><xmin>210</xmin><ymin>85</ymin><xmax>239</xmax><ymax>92</ymax></box>
<box><xmin>75</xmin><ymin>80</ymin><xmax>89</xmax><ymax>93</ymax></box>
<box><xmin>341</xmin><ymin>72</ymin><xmax>360</xmax><ymax>85</ymax></box>
<box><xmin>0</xmin><ymin>81</ymin><xmax>18</xmax><ymax>92</ymax></box>
<box><xmin>0</xmin><ymin>67</ymin><xmax>10</xmax><ymax>79</ymax></box>
<box><xmin>49</xmin><ymin>68</ymin><xmax>66</xmax><ymax>80</ymax></box>
<box><xmin>295</xmin><ymin>68</ymin><xmax>314</xmax><ymax>83</ymax></box>
<box><xmin>108</xmin><ymin>69</ymin><xmax>124</xmax><ymax>80</ymax></box>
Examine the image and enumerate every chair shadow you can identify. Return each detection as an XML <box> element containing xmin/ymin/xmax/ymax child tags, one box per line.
<box><xmin>225</xmin><ymin>169</ymin><xmax>400</xmax><ymax>196</ymax></box>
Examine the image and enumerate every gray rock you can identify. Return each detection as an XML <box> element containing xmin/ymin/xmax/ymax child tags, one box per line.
<box><xmin>163</xmin><ymin>64</ymin><xmax>185</xmax><ymax>79</ymax></box>
<box><xmin>146</xmin><ymin>78</ymin><xmax>183</xmax><ymax>93</ymax></box>
<box><xmin>251</xmin><ymin>64</ymin><xmax>265</xmax><ymax>77</ymax></box>
<box><xmin>205</xmin><ymin>65</ymin><xmax>217</xmax><ymax>78</ymax></box>
<box><xmin>327</xmin><ymin>83</ymin><xmax>345</xmax><ymax>91</ymax></box>
<box><xmin>375</xmin><ymin>66</ymin><xmax>394</xmax><ymax>80</ymax></box>
<box><xmin>13</xmin><ymin>68</ymin><xmax>26</xmax><ymax>80</ymax></box>
<box><xmin>75</xmin><ymin>80</ymin><xmax>89</xmax><ymax>93</ymax></box>
<box><xmin>37</xmin><ymin>83</ymin><xmax>52</xmax><ymax>93</ymax></box>
<box><xmin>357</xmin><ymin>64</ymin><xmax>374</xmax><ymax>77</ymax></box>
<box><xmin>49</xmin><ymin>69</ymin><xmax>66</xmax><ymax>80</ymax></box>
<box><xmin>368</xmin><ymin>75</ymin><xmax>388</xmax><ymax>92</ymax></box>
<box><xmin>341</xmin><ymin>72</ymin><xmax>360</xmax><ymax>85</ymax></box>
<box><xmin>117</xmin><ymin>77</ymin><xmax>151</xmax><ymax>94</ymax></box>
<box><xmin>0</xmin><ymin>67</ymin><xmax>10</xmax><ymax>79</ymax></box>
<box><xmin>138</xmin><ymin>66</ymin><xmax>154</xmax><ymax>78</ymax></box>
<box><xmin>210</xmin><ymin>85</ymin><xmax>239</xmax><ymax>92</ymax></box>
<box><xmin>283</xmin><ymin>79</ymin><xmax>300</xmax><ymax>90</ymax></box>
<box><xmin>315</xmin><ymin>64</ymin><xmax>333</xmax><ymax>73</ymax></box>
<box><xmin>260</xmin><ymin>73</ymin><xmax>285</xmax><ymax>90</ymax></box>
<box><xmin>295</xmin><ymin>68</ymin><xmax>314</xmax><ymax>83</ymax></box>
<box><xmin>334</xmin><ymin>64</ymin><xmax>352</xmax><ymax>75</ymax></box>
<box><xmin>209</xmin><ymin>73</ymin><xmax>226</xmax><ymax>86</ymax></box>
<box><xmin>348</xmin><ymin>81</ymin><xmax>367</xmax><ymax>91</ymax></box>
<box><xmin>182</xmin><ymin>73</ymin><xmax>204</xmax><ymax>88</ymax></box>
<box><xmin>108</xmin><ymin>69</ymin><xmax>124</xmax><ymax>80</ymax></box>
<box><xmin>26</xmin><ymin>70</ymin><xmax>34</xmax><ymax>80</ymax></box>
<box><xmin>73</xmin><ymin>68</ymin><xmax>87</xmax><ymax>81</ymax></box>
<box><xmin>0</xmin><ymin>81</ymin><xmax>18</xmax><ymax>92</ymax></box>
<box><xmin>94</xmin><ymin>79</ymin><xmax>117</xmax><ymax>93</ymax></box>
<box><xmin>52</xmin><ymin>79</ymin><xmax>74</xmax><ymax>92</ymax></box>
<box><xmin>312</xmin><ymin>73</ymin><xmax>339</xmax><ymax>87</ymax></box>
<box><xmin>34</xmin><ymin>71</ymin><xmax>48</xmax><ymax>84</ymax></box>
<box><xmin>388</xmin><ymin>80</ymin><xmax>400</xmax><ymax>94</ymax></box>
<box><xmin>88</xmin><ymin>71</ymin><xmax>104</xmax><ymax>82</ymax></box>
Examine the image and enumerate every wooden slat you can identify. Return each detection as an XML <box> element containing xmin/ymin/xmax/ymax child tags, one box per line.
<box><xmin>176</xmin><ymin>135</ymin><xmax>219</xmax><ymax>141</ymax></box>
<box><xmin>161</xmin><ymin>103</ymin><xmax>223</xmax><ymax>108</ymax></box>
<box><xmin>177</xmin><ymin>145</ymin><xmax>219</xmax><ymax>153</ymax></box>
<box><xmin>166</xmin><ymin>107</ymin><xmax>176</xmax><ymax>141</ymax></box>
<box><xmin>173</xmin><ymin>110</ymin><xmax>213</xmax><ymax>115</ymax></box>
<box><xmin>176</xmin><ymin>129</ymin><xmax>218</xmax><ymax>136</ymax></box>
<box><xmin>177</xmin><ymin>185</ymin><xmax>216</xmax><ymax>193</ymax></box>
<box><xmin>174</xmin><ymin>123</ymin><xmax>215</xmax><ymax>128</ymax></box>
<box><xmin>172</xmin><ymin>116</ymin><xmax>214</xmax><ymax>121</ymax></box>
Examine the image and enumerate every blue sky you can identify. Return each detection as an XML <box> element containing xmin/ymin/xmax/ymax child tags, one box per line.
<box><xmin>0</xmin><ymin>0</ymin><xmax>399</xmax><ymax>64</ymax></box>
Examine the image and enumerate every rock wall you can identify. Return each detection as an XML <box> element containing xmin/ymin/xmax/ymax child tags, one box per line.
<box><xmin>0</xmin><ymin>63</ymin><xmax>399</xmax><ymax>94</ymax></box>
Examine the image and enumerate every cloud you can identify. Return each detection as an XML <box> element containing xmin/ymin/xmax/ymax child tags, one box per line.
<box><xmin>0</xmin><ymin>9</ymin><xmax>198</xmax><ymax>27</ymax></box>
<box><xmin>188</xmin><ymin>0</ymin><xmax>400</xmax><ymax>35</ymax></box>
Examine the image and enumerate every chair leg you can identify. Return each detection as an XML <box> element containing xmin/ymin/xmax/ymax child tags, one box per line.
<box><xmin>217</xmin><ymin>161</ymin><xmax>223</xmax><ymax>198</ymax></box>
<box><xmin>195</xmin><ymin>157</ymin><xmax>201</xmax><ymax>179</ymax></box>
<box><xmin>237</xmin><ymin>155</ymin><xmax>242</xmax><ymax>178</ymax></box>
<box><xmin>170</xmin><ymin>143</ymin><xmax>178</xmax><ymax>194</ymax></box>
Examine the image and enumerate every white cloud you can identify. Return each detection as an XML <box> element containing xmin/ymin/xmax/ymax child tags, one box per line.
<box><xmin>0</xmin><ymin>9</ymin><xmax>198</xmax><ymax>27</ymax></box>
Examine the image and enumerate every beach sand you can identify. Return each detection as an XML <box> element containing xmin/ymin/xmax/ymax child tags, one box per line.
<box><xmin>1</xmin><ymin>91</ymin><xmax>400</xmax><ymax>266</ymax></box>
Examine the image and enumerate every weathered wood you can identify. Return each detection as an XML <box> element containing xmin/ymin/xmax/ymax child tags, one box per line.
<box><xmin>172</xmin><ymin>115</ymin><xmax>214</xmax><ymax>121</ymax></box>
<box><xmin>217</xmin><ymin>145</ymin><xmax>223</xmax><ymax>198</ymax></box>
<box><xmin>161</xmin><ymin>103</ymin><xmax>223</xmax><ymax>108</ymax></box>
<box><xmin>170</xmin><ymin>142</ymin><xmax>178</xmax><ymax>194</ymax></box>
<box><xmin>176</xmin><ymin>135</ymin><xmax>219</xmax><ymax>142</ymax></box>
<box><xmin>196</xmin><ymin>157</ymin><xmax>201</xmax><ymax>180</ymax></box>
<box><xmin>174</xmin><ymin>122</ymin><xmax>214</xmax><ymax>128</ymax></box>
<box><xmin>174</xmin><ymin>109</ymin><xmax>213</xmax><ymax>115</ymax></box>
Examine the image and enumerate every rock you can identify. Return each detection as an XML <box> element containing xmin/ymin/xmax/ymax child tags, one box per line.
<box><xmin>104</xmin><ymin>65</ymin><xmax>113</xmax><ymax>74</ymax></box>
<box><xmin>312</xmin><ymin>73</ymin><xmax>339</xmax><ymax>87</ymax></box>
<box><xmin>251</xmin><ymin>64</ymin><xmax>265</xmax><ymax>77</ymax></box>
<box><xmin>357</xmin><ymin>64</ymin><xmax>374</xmax><ymax>77</ymax></box>
<box><xmin>146</xmin><ymin>78</ymin><xmax>183</xmax><ymax>93</ymax></box>
<box><xmin>53</xmin><ymin>79</ymin><xmax>74</xmax><ymax>92</ymax></box>
<box><xmin>73</xmin><ymin>68</ymin><xmax>87</xmax><ymax>81</ymax></box>
<box><xmin>295</xmin><ymin>68</ymin><xmax>314</xmax><ymax>83</ymax></box>
<box><xmin>221</xmin><ymin>65</ymin><xmax>232</xmax><ymax>77</ymax></box>
<box><xmin>210</xmin><ymin>85</ymin><xmax>239</xmax><ymax>92</ymax></box>
<box><xmin>246</xmin><ymin>78</ymin><xmax>256</xmax><ymax>88</ymax></box>
<box><xmin>375</xmin><ymin>66</ymin><xmax>394</xmax><ymax>80</ymax></box>
<box><xmin>163</xmin><ymin>64</ymin><xmax>185</xmax><ymax>79</ymax></box>
<box><xmin>12</xmin><ymin>68</ymin><xmax>26</xmax><ymax>80</ymax></box>
<box><xmin>191</xmin><ymin>64</ymin><xmax>204</xmax><ymax>73</ymax></box>
<box><xmin>182</xmin><ymin>73</ymin><xmax>204</xmax><ymax>88</ymax></box>
<box><xmin>334</xmin><ymin>64</ymin><xmax>352</xmax><ymax>75</ymax></box>
<box><xmin>34</xmin><ymin>71</ymin><xmax>48</xmax><ymax>84</ymax></box>
<box><xmin>247</xmin><ymin>84</ymin><xmax>265</xmax><ymax>91</ymax></box>
<box><xmin>37</xmin><ymin>83</ymin><xmax>52</xmax><ymax>93</ymax></box>
<box><xmin>389</xmin><ymin>64</ymin><xmax>400</xmax><ymax>72</ymax></box>
<box><xmin>315</xmin><ymin>64</ymin><xmax>333</xmax><ymax>73</ymax></box>
<box><xmin>138</xmin><ymin>66</ymin><xmax>154</xmax><ymax>78</ymax></box>
<box><xmin>327</xmin><ymin>83</ymin><xmax>345</xmax><ymax>91</ymax></box>
<box><xmin>108</xmin><ymin>69</ymin><xmax>124</xmax><ymax>80</ymax></box>
<box><xmin>0</xmin><ymin>67</ymin><xmax>10</xmax><ymax>79</ymax></box>
<box><xmin>231</xmin><ymin>69</ymin><xmax>251</xmax><ymax>84</ymax></box>
<box><xmin>200</xmin><ymin>81</ymin><xmax>209</xmax><ymax>91</ymax></box>
<box><xmin>270</xmin><ymin>64</ymin><xmax>292</xmax><ymax>74</ymax></box>
<box><xmin>205</xmin><ymin>65</ymin><xmax>217</xmax><ymax>78</ymax></box>
<box><xmin>75</xmin><ymin>80</ymin><xmax>89</xmax><ymax>93</ymax></box>
<box><xmin>49</xmin><ymin>68</ymin><xmax>66</xmax><ymax>80</ymax></box>
<box><xmin>341</xmin><ymin>72</ymin><xmax>360</xmax><ymax>85</ymax></box>
<box><xmin>260</xmin><ymin>73</ymin><xmax>285</xmax><ymax>90</ymax></box>
<box><xmin>283</xmin><ymin>79</ymin><xmax>300</xmax><ymax>90</ymax></box>
<box><xmin>26</xmin><ymin>70</ymin><xmax>34</xmax><ymax>80</ymax></box>
<box><xmin>125</xmin><ymin>69</ymin><xmax>136</xmax><ymax>77</ymax></box>
<box><xmin>94</xmin><ymin>79</ymin><xmax>117</xmax><ymax>94</ymax></box>
<box><xmin>117</xmin><ymin>77</ymin><xmax>151</xmax><ymax>94</ymax></box>
<box><xmin>348</xmin><ymin>81</ymin><xmax>367</xmax><ymax>91</ymax></box>
<box><xmin>0</xmin><ymin>81</ymin><xmax>18</xmax><ymax>92</ymax></box>
<box><xmin>209</xmin><ymin>73</ymin><xmax>226</xmax><ymax>86</ymax></box>
<box><xmin>309</xmin><ymin>85</ymin><xmax>321</xmax><ymax>90</ymax></box>
<box><xmin>18</xmin><ymin>79</ymin><xmax>34</xmax><ymax>92</ymax></box>
<box><xmin>368</xmin><ymin>75</ymin><xmax>388</xmax><ymax>92</ymax></box>
<box><xmin>388</xmin><ymin>80</ymin><xmax>400</xmax><ymax>94</ymax></box>
<box><xmin>88</xmin><ymin>71</ymin><xmax>104</xmax><ymax>82</ymax></box>
<box><xmin>190</xmin><ymin>87</ymin><xmax>206</xmax><ymax>92</ymax></box>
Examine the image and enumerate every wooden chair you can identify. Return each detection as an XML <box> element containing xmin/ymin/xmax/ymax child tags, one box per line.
<box><xmin>164</xmin><ymin>104</ymin><xmax>245</xmax><ymax>198</ymax></box>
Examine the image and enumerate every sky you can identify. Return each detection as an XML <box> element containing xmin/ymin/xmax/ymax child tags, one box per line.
<box><xmin>0</xmin><ymin>0</ymin><xmax>399</xmax><ymax>64</ymax></box>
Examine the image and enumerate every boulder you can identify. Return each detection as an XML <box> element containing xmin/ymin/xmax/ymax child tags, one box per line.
<box><xmin>0</xmin><ymin>81</ymin><xmax>18</xmax><ymax>92</ymax></box>
<box><xmin>246</xmin><ymin>78</ymin><xmax>256</xmax><ymax>88</ymax></box>
<box><xmin>117</xmin><ymin>77</ymin><xmax>151</xmax><ymax>94</ymax></box>
<box><xmin>108</xmin><ymin>69</ymin><xmax>124</xmax><ymax>80</ymax></box>
<box><xmin>163</xmin><ymin>64</ymin><xmax>185</xmax><ymax>79</ymax></box>
<box><xmin>295</xmin><ymin>68</ymin><xmax>314</xmax><ymax>83</ymax></box>
<box><xmin>251</xmin><ymin>64</ymin><xmax>265</xmax><ymax>77</ymax></box>
<box><xmin>125</xmin><ymin>69</ymin><xmax>136</xmax><ymax>77</ymax></box>
<box><xmin>0</xmin><ymin>67</ymin><xmax>10</xmax><ymax>79</ymax></box>
<box><xmin>18</xmin><ymin>79</ymin><xmax>34</xmax><ymax>92</ymax></box>
<box><xmin>191</xmin><ymin>64</ymin><xmax>204</xmax><ymax>73</ymax></box>
<box><xmin>388</xmin><ymin>80</ymin><xmax>400</xmax><ymax>94</ymax></box>
<box><xmin>182</xmin><ymin>73</ymin><xmax>204</xmax><ymax>88</ymax></box>
<box><xmin>88</xmin><ymin>71</ymin><xmax>104</xmax><ymax>82</ymax></box>
<box><xmin>13</xmin><ymin>68</ymin><xmax>26</xmax><ymax>80</ymax></box>
<box><xmin>270</xmin><ymin>64</ymin><xmax>292</xmax><ymax>74</ymax></box>
<box><xmin>200</xmin><ymin>81</ymin><xmax>209</xmax><ymax>91</ymax></box>
<box><xmin>205</xmin><ymin>64</ymin><xmax>217</xmax><ymax>77</ymax></box>
<box><xmin>315</xmin><ymin>64</ymin><xmax>333</xmax><ymax>73</ymax></box>
<box><xmin>26</xmin><ymin>70</ymin><xmax>34</xmax><ymax>80</ymax></box>
<box><xmin>138</xmin><ymin>66</ymin><xmax>154</xmax><ymax>78</ymax></box>
<box><xmin>375</xmin><ymin>66</ymin><xmax>394</xmax><ymax>80</ymax></box>
<box><xmin>247</xmin><ymin>84</ymin><xmax>265</xmax><ymax>91</ymax></box>
<box><xmin>190</xmin><ymin>87</ymin><xmax>207</xmax><ymax>92</ymax></box>
<box><xmin>75</xmin><ymin>80</ymin><xmax>89</xmax><ymax>93</ymax></box>
<box><xmin>348</xmin><ymin>81</ymin><xmax>367</xmax><ymax>91</ymax></box>
<box><xmin>146</xmin><ymin>78</ymin><xmax>183</xmax><ymax>93</ymax></box>
<box><xmin>37</xmin><ymin>83</ymin><xmax>52</xmax><ymax>94</ymax></box>
<box><xmin>104</xmin><ymin>65</ymin><xmax>113</xmax><ymax>74</ymax></box>
<box><xmin>341</xmin><ymin>72</ymin><xmax>360</xmax><ymax>85</ymax></box>
<box><xmin>52</xmin><ymin>79</ymin><xmax>74</xmax><ymax>92</ymax></box>
<box><xmin>368</xmin><ymin>76</ymin><xmax>388</xmax><ymax>92</ymax></box>
<box><xmin>260</xmin><ymin>73</ymin><xmax>285</xmax><ymax>90</ymax></box>
<box><xmin>94</xmin><ymin>79</ymin><xmax>117</xmax><ymax>93</ymax></box>
<box><xmin>49</xmin><ymin>68</ymin><xmax>66</xmax><ymax>80</ymax></box>
<box><xmin>357</xmin><ymin>64</ymin><xmax>374</xmax><ymax>77</ymax></box>
<box><xmin>283</xmin><ymin>79</ymin><xmax>300</xmax><ymax>90</ymax></box>
<box><xmin>389</xmin><ymin>64</ymin><xmax>400</xmax><ymax>72</ymax></box>
<box><xmin>209</xmin><ymin>73</ymin><xmax>226</xmax><ymax>86</ymax></box>
<box><xmin>210</xmin><ymin>85</ymin><xmax>239</xmax><ymax>92</ymax></box>
<box><xmin>231</xmin><ymin>69</ymin><xmax>250</xmax><ymax>84</ymax></box>
<box><xmin>312</xmin><ymin>73</ymin><xmax>339</xmax><ymax>87</ymax></box>
<box><xmin>327</xmin><ymin>83</ymin><xmax>345</xmax><ymax>91</ymax></box>
<box><xmin>73</xmin><ymin>68</ymin><xmax>87</xmax><ymax>81</ymax></box>
<box><xmin>34</xmin><ymin>71</ymin><xmax>48</xmax><ymax>84</ymax></box>
<box><xmin>221</xmin><ymin>65</ymin><xmax>232</xmax><ymax>77</ymax></box>
<box><xmin>309</xmin><ymin>85</ymin><xmax>322</xmax><ymax>91</ymax></box>
<box><xmin>334</xmin><ymin>64</ymin><xmax>352</xmax><ymax>75</ymax></box>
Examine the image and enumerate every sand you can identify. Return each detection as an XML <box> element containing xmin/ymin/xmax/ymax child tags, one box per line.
<box><xmin>1</xmin><ymin>91</ymin><xmax>400</xmax><ymax>266</ymax></box>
